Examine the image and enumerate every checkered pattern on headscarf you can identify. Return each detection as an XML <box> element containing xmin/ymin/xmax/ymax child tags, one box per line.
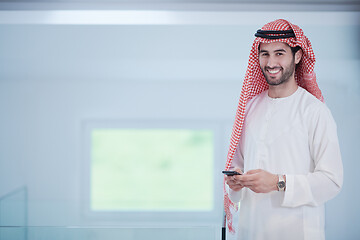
<box><xmin>224</xmin><ymin>19</ymin><xmax>324</xmax><ymax>233</ymax></box>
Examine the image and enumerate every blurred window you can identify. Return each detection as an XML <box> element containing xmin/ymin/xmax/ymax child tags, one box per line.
<box><xmin>90</xmin><ymin>129</ymin><xmax>214</xmax><ymax>212</ymax></box>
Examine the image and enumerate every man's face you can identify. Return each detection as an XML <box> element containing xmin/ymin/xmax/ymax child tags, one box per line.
<box><xmin>259</xmin><ymin>42</ymin><xmax>298</xmax><ymax>86</ymax></box>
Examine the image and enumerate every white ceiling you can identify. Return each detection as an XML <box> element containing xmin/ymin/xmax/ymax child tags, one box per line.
<box><xmin>0</xmin><ymin>0</ymin><xmax>359</xmax><ymax>11</ymax></box>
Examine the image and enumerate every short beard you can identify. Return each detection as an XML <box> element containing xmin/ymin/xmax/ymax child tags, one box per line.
<box><xmin>262</xmin><ymin>57</ymin><xmax>295</xmax><ymax>86</ymax></box>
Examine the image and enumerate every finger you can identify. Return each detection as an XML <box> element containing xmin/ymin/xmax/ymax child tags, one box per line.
<box><xmin>238</xmin><ymin>173</ymin><xmax>257</xmax><ymax>182</ymax></box>
<box><xmin>226</xmin><ymin>177</ymin><xmax>243</xmax><ymax>188</ymax></box>
<box><xmin>227</xmin><ymin>182</ymin><xmax>238</xmax><ymax>189</ymax></box>
<box><xmin>225</xmin><ymin>177</ymin><xmax>232</xmax><ymax>185</ymax></box>
<box><xmin>233</xmin><ymin>167</ymin><xmax>243</xmax><ymax>174</ymax></box>
<box><xmin>225</xmin><ymin>177</ymin><xmax>237</xmax><ymax>185</ymax></box>
<box><xmin>233</xmin><ymin>186</ymin><xmax>244</xmax><ymax>191</ymax></box>
<box><xmin>224</xmin><ymin>175</ymin><xmax>234</xmax><ymax>183</ymax></box>
<box><xmin>238</xmin><ymin>175</ymin><xmax>257</xmax><ymax>187</ymax></box>
<box><xmin>246</xmin><ymin>169</ymin><xmax>262</xmax><ymax>174</ymax></box>
<box><xmin>229</xmin><ymin>181</ymin><xmax>244</xmax><ymax>190</ymax></box>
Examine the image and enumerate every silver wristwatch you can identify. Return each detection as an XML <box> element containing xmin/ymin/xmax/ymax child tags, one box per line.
<box><xmin>277</xmin><ymin>174</ymin><xmax>286</xmax><ymax>191</ymax></box>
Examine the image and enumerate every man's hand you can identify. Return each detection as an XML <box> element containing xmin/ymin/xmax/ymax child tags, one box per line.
<box><xmin>239</xmin><ymin>169</ymin><xmax>278</xmax><ymax>193</ymax></box>
<box><xmin>225</xmin><ymin>167</ymin><xmax>244</xmax><ymax>191</ymax></box>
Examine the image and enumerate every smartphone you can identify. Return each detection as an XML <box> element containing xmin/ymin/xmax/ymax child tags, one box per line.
<box><xmin>222</xmin><ymin>170</ymin><xmax>242</xmax><ymax>176</ymax></box>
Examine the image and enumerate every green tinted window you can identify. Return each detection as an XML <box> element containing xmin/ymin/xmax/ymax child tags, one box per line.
<box><xmin>91</xmin><ymin>129</ymin><xmax>214</xmax><ymax>211</ymax></box>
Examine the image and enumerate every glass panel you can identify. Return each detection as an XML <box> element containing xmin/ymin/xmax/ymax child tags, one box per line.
<box><xmin>0</xmin><ymin>187</ymin><xmax>27</xmax><ymax>240</ymax></box>
<box><xmin>0</xmin><ymin>226</ymin><xmax>219</xmax><ymax>240</ymax></box>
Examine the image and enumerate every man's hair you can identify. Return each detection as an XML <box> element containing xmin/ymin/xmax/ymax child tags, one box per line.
<box><xmin>258</xmin><ymin>44</ymin><xmax>301</xmax><ymax>57</ymax></box>
<box><xmin>291</xmin><ymin>46</ymin><xmax>301</xmax><ymax>56</ymax></box>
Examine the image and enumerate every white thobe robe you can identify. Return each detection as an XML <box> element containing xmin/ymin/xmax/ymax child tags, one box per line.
<box><xmin>227</xmin><ymin>87</ymin><xmax>343</xmax><ymax>240</ymax></box>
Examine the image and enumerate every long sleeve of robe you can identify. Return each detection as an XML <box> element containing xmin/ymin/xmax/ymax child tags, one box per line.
<box><xmin>227</xmin><ymin>87</ymin><xmax>343</xmax><ymax>240</ymax></box>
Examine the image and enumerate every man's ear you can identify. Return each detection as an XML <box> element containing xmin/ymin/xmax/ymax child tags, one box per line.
<box><xmin>295</xmin><ymin>48</ymin><xmax>303</xmax><ymax>64</ymax></box>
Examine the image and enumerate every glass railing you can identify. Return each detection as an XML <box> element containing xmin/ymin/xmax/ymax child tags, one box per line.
<box><xmin>0</xmin><ymin>187</ymin><xmax>223</xmax><ymax>240</ymax></box>
<box><xmin>0</xmin><ymin>187</ymin><xmax>27</xmax><ymax>227</ymax></box>
<box><xmin>0</xmin><ymin>226</ymin><xmax>221</xmax><ymax>240</ymax></box>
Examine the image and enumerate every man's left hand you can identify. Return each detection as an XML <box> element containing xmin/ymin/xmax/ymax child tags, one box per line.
<box><xmin>239</xmin><ymin>169</ymin><xmax>278</xmax><ymax>193</ymax></box>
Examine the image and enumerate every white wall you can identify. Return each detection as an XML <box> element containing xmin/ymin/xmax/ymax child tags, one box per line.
<box><xmin>0</xmin><ymin>11</ymin><xmax>359</xmax><ymax>239</ymax></box>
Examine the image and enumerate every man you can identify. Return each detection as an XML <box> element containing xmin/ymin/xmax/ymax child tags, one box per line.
<box><xmin>224</xmin><ymin>19</ymin><xmax>343</xmax><ymax>240</ymax></box>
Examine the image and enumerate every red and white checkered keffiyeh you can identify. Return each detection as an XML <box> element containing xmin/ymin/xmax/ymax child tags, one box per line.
<box><xmin>224</xmin><ymin>19</ymin><xmax>324</xmax><ymax>233</ymax></box>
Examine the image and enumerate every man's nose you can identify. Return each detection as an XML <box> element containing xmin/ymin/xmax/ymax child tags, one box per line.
<box><xmin>266</xmin><ymin>56</ymin><xmax>277</xmax><ymax>68</ymax></box>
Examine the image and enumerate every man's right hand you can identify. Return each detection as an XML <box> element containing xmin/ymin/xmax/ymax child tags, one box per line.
<box><xmin>225</xmin><ymin>167</ymin><xmax>244</xmax><ymax>191</ymax></box>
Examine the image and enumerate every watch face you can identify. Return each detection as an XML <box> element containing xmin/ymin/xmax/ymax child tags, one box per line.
<box><xmin>278</xmin><ymin>181</ymin><xmax>285</xmax><ymax>188</ymax></box>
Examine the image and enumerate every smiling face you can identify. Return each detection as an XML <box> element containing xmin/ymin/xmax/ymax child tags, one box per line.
<box><xmin>259</xmin><ymin>42</ymin><xmax>301</xmax><ymax>86</ymax></box>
